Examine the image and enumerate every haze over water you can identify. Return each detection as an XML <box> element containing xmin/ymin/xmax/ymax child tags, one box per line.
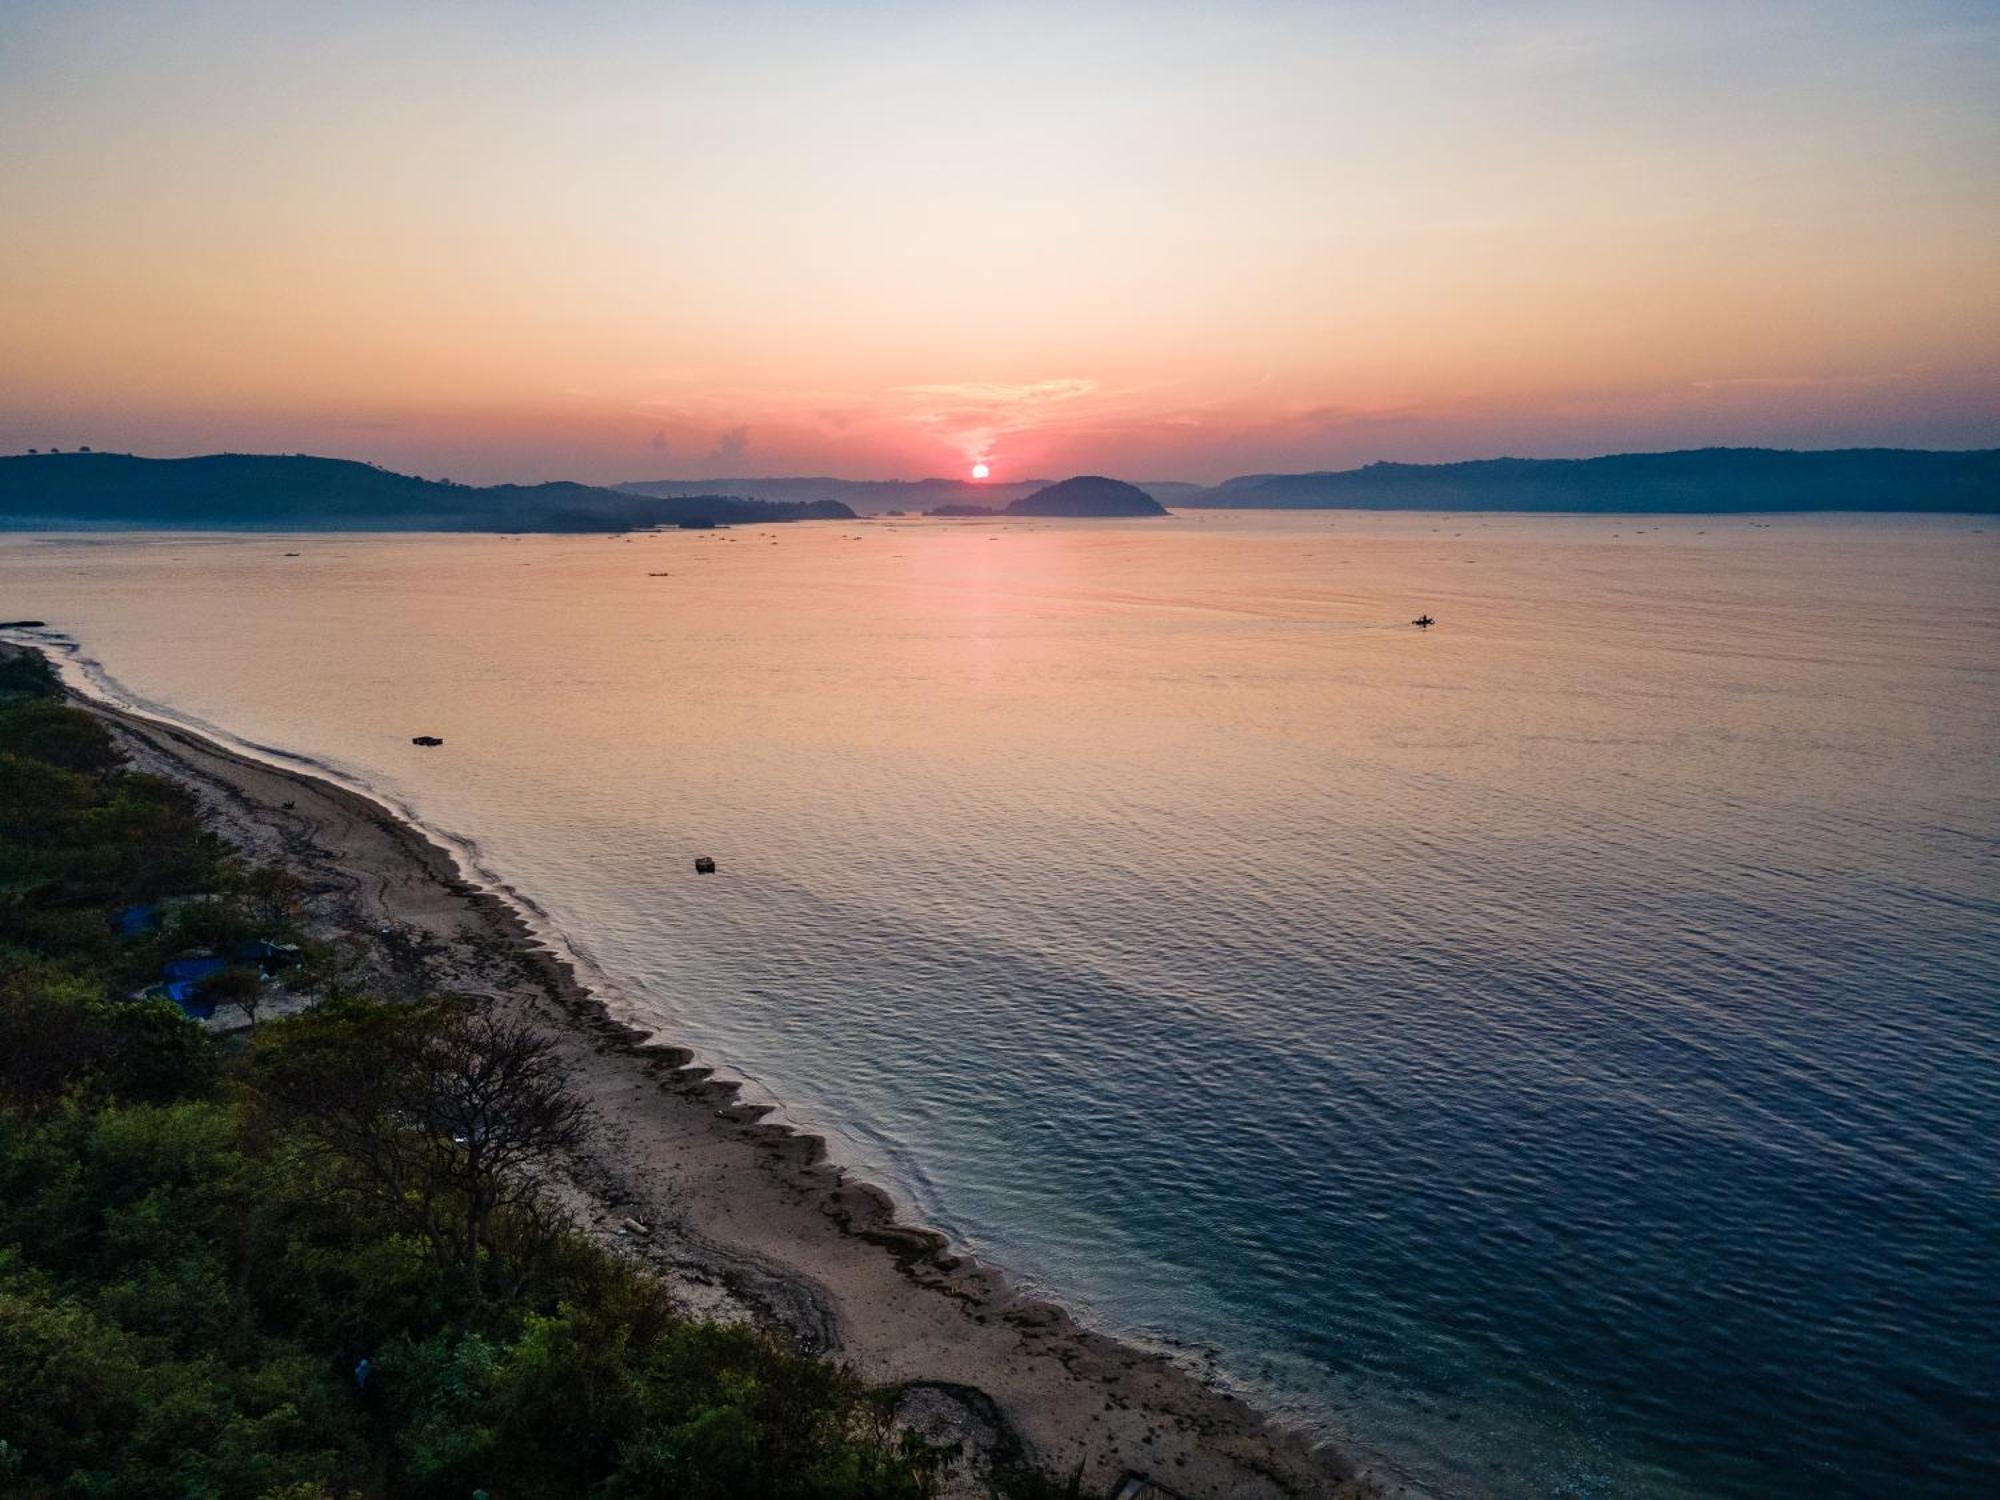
<box><xmin>4</xmin><ymin>511</ymin><xmax>1995</xmax><ymax>1497</ymax></box>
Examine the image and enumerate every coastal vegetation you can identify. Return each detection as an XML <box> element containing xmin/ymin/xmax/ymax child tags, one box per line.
<box><xmin>0</xmin><ymin>652</ymin><xmax>971</xmax><ymax>1498</ymax></box>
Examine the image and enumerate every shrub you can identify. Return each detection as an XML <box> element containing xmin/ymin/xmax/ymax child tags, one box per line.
<box><xmin>0</xmin><ymin>956</ymin><xmax>216</xmax><ymax>1115</ymax></box>
<box><xmin>0</xmin><ymin>650</ymin><xmax>59</xmax><ymax>702</ymax></box>
<box><xmin>0</xmin><ymin>699</ymin><xmax>120</xmax><ymax>774</ymax></box>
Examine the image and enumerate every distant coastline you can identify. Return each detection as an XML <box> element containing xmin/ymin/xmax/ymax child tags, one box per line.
<box><xmin>627</xmin><ymin>447</ymin><xmax>1999</xmax><ymax>516</ymax></box>
<box><xmin>3</xmin><ymin>445</ymin><xmax>1992</xmax><ymax>530</ymax></box>
<box><xmin>0</xmin><ymin>451</ymin><xmax>857</xmax><ymax>533</ymax></box>
<box><xmin>1179</xmin><ymin>447</ymin><xmax>1999</xmax><ymax>514</ymax></box>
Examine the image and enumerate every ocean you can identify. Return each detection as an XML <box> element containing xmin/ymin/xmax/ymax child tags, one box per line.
<box><xmin>3</xmin><ymin>510</ymin><xmax>1994</xmax><ymax>1497</ymax></box>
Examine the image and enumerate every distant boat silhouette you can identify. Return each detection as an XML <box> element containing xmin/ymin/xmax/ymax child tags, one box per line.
<box><xmin>694</xmin><ymin>856</ymin><xmax>717</xmax><ymax>874</ymax></box>
<box><xmin>1413</xmin><ymin>614</ymin><xmax>1435</xmax><ymax>629</ymax></box>
<box><xmin>411</xmin><ymin>735</ymin><xmax>444</xmax><ymax>747</ymax></box>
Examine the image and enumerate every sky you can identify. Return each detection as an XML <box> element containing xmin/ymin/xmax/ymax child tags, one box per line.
<box><xmin>2</xmin><ymin>0</ymin><xmax>1995</xmax><ymax>484</ymax></box>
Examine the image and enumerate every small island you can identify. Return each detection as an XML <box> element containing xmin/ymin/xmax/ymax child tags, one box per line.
<box><xmin>1004</xmin><ymin>475</ymin><xmax>1169</xmax><ymax>517</ymax></box>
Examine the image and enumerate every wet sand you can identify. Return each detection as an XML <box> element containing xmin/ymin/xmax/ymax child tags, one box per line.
<box><xmin>82</xmin><ymin>690</ymin><xmax>1390</xmax><ymax>1499</ymax></box>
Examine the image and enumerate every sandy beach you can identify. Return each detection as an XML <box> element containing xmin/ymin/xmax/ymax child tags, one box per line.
<box><xmin>80</xmin><ymin>686</ymin><xmax>1385</xmax><ymax>1500</ymax></box>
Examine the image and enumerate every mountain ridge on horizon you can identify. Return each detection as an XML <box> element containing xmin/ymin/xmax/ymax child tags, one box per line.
<box><xmin>0</xmin><ymin>451</ymin><xmax>857</xmax><ymax>532</ymax></box>
<box><xmin>626</xmin><ymin>447</ymin><xmax>1999</xmax><ymax>514</ymax></box>
<box><xmin>2</xmin><ymin>446</ymin><xmax>1993</xmax><ymax>527</ymax></box>
<box><xmin>1183</xmin><ymin>446</ymin><xmax>1998</xmax><ymax>513</ymax></box>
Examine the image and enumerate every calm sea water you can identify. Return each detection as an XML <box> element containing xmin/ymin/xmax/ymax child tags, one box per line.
<box><xmin>3</xmin><ymin>512</ymin><xmax>1995</xmax><ymax>1497</ymax></box>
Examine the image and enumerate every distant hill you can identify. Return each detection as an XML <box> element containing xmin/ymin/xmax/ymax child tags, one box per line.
<box><xmin>617</xmin><ymin>474</ymin><xmax>1054</xmax><ymax>516</ymax></box>
<box><xmin>1134</xmin><ymin>481</ymin><xmax>1210</xmax><ymax>507</ymax></box>
<box><xmin>0</xmin><ymin>453</ymin><xmax>855</xmax><ymax>531</ymax></box>
<box><xmin>1006</xmin><ymin>476</ymin><xmax>1169</xmax><ymax>517</ymax></box>
<box><xmin>1181</xmin><ymin>448</ymin><xmax>1999</xmax><ymax>513</ymax></box>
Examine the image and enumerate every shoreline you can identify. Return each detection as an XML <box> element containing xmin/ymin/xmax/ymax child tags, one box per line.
<box><xmin>51</xmin><ymin>656</ymin><xmax>1389</xmax><ymax>1498</ymax></box>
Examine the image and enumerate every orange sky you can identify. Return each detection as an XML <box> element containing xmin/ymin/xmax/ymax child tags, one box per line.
<box><xmin>2</xmin><ymin>1</ymin><xmax>1995</xmax><ymax>482</ymax></box>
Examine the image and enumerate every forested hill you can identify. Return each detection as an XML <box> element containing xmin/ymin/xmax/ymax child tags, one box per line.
<box><xmin>0</xmin><ymin>452</ymin><xmax>855</xmax><ymax>531</ymax></box>
<box><xmin>1185</xmin><ymin>448</ymin><xmax>2000</xmax><ymax>512</ymax></box>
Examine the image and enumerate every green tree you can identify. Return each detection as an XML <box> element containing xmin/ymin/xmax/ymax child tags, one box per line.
<box><xmin>245</xmin><ymin>998</ymin><xmax>587</xmax><ymax>1298</ymax></box>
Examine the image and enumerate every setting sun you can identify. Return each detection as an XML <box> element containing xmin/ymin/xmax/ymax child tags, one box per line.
<box><xmin>970</xmin><ymin>463</ymin><xmax>990</xmax><ymax>480</ymax></box>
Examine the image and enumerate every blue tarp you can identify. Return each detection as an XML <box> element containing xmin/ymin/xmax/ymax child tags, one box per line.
<box><xmin>162</xmin><ymin>955</ymin><xmax>225</xmax><ymax>984</ymax></box>
<box><xmin>171</xmin><ymin>991</ymin><xmax>216</xmax><ymax>1020</ymax></box>
<box><xmin>115</xmin><ymin>902</ymin><xmax>161</xmax><ymax>936</ymax></box>
<box><xmin>147</xmin><ymin>980</ymin><xmax>214</xmax><ymax>1020</ymax></box>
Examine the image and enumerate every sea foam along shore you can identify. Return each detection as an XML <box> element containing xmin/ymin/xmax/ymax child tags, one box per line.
<box><xmin>29</xmin><ymin>646</ymin><xmax>1389</xmax><ymax>1500</ymax></box>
